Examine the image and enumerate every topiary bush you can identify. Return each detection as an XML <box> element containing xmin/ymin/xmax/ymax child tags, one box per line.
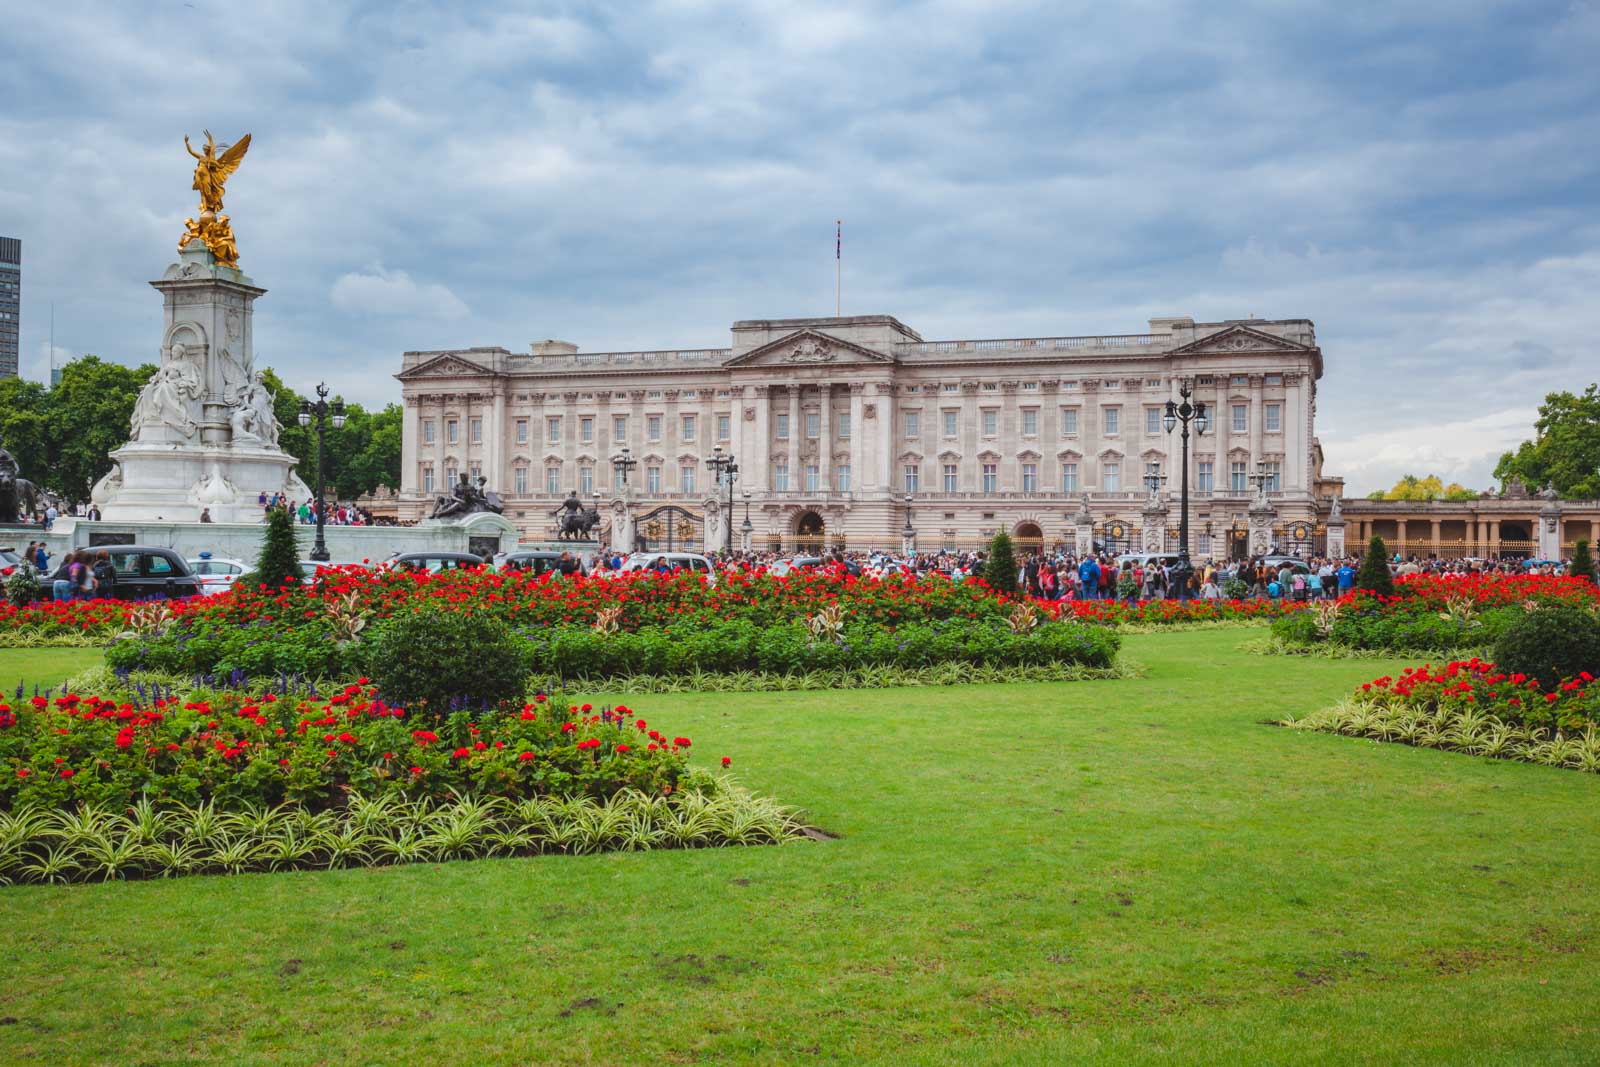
<box><xmin>1354</xmin><ymin>535</ymin><xmax>1394</xmax><ymax>597</ymax></box>
<box><xmin>255</xmin><ymin>505</ymin><xmax>303</xmax><ymax>589</ymax></box>
<box><xmin>984</xmin><ymin>530</ymin><xmax>1020</xmax><ymax>596</ymax></box>
<box><xmin>1491</xmin><ymin>602</ymin><xmax>1600</xmax><ymax>689</ymax></box>
<box><xmin>361</xmin><ymin>606</ymin><xmax>531</xmax><ymax>719</ymax></box>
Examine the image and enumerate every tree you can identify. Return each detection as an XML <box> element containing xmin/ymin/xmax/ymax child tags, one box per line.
<box><xmin>48</xmin><ymin>356</ymin><xmax>155</xmax><ymax>503</ymax></box>
<box><xmin>1375</xmin><ymin>474</ymin><xmax>1477</xmax><ymax>502</ymax></box>
<box><xmin>1494</xmin><ymin>384</ymin><xmax>1600</xmax><ymax>500</ymax></box>
<box><xmin>1354</xmin><ymin>535</ymin><xmax>1394</xmax><ymax>596</ymax></box>
<box><xmin>1573</xmin><ymin>539</ymin><xmax>1596</xmax><ymax>583</ymax></box>
<box><xmin>984</xmin><ymin>530</ymin><xmax>1020</xmax><ymax>596</ymax></box>
<box><xmin>254</xmin><ymin>505</ymin><xmax>303</xmax><ymax>588</ymax></box>
<box><xmin>256</xmin><ymin>368</ymin><xmax>400</xmax><ymax>503</ymax></box>
<box><xmin>0</xmin><ymin>376</ymin><xmax>52</xmax><ymax>483</ymax></box>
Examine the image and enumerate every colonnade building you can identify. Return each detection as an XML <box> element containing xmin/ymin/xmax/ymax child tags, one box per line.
<box><xmin>396</xmin><ymin>313</ymin><xmax>1328</xmax><ymax>555</ymax></box>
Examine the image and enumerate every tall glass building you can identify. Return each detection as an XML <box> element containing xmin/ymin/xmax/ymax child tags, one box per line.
<box><xmin>0</xmin><ymin>237</ymin><xmax>18</xmax><ymax>378</ymax></box>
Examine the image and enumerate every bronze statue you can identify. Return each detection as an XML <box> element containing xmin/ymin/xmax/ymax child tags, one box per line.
<box><xmin>429</xmin><ymin>473</ymin><xmax>503</xmax><ymax>520</ymax></box>
<box><xmin>551</xmin><ymin>492</ymin><xmax>600</xmax><ymax>541</ymax></box>
<box><xmin>0</xmin><ymin>442</ymin><xmax>42</xmax><ymax>524</ymax></box>
<box><xmin>179</xmin><ymin>131</ymin><xmax>250</xmax><ymax>268</ymax></box>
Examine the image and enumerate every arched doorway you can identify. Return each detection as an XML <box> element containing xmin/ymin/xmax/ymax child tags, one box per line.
<box><xmin>1013</xmin><ymin>521</ymin><xmax>1044</xmax><ymax>556</ymax></box>
<box><xmin>795</xmin><ymin>510</ymin><xmax>825</xmax><ymax>553</ymax></box>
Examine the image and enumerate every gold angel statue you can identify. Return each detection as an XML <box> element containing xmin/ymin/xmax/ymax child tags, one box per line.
<box><xmin>185</xmin><ymin>130</ymin><xmax>251</xmax><ymax>213</ymax></box>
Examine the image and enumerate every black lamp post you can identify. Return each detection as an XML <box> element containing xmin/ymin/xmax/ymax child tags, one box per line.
<box><xmin>740</xmin><ymin>489</ymin><xmax>753</xmax><ymax>553</ymax></box>
<box><xmin>902</xmin><ymin>493</ymin><xmax>916</xmax><ymax>555</ymax></box>
<box><xmin>297</xmin><ymin>382</ymin><xmax>345</xmax><ymax>563</ymax></box>
<box><xmin>610</xmin><ymin>447</ymin><xmax>638</xmax><ymax>488</ymax></box>
<box><xmin>1162</xmin><ymin>379</ymin><xmax>1211</xmax><ymax>594</ymax></box>
<box><xmin>705</xmin><ymin>446</ymin><xmax>738</xmax><ymax>555</ymax></box>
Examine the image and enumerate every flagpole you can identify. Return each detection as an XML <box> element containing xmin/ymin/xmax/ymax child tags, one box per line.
<box><xmin>835</xmin><ymin>219</ymin><xmax>841</xmax><ymax>317</ymax></box>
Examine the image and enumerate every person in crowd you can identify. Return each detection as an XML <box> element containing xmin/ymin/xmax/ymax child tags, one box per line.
<box><xmin>91</xmin><ymin>550</ymin><xmax>116</xmax><ymax>599</ymax></box>
<box><xmin>52</xmin><ymin>552</ymin><xmax>75</xmax><ymax>602</ymax></box>
<box><xmin>1337</xmin><ymin>558</ymin><xmax>1356</xmax><ymax>593</ymax></box>
<box><xmin>200</xmin><ymin>507</ymin><xmax>213</xmax><ymax>523</ymax></box>
<box><xmin>297</xmin><ymin>500</ymin><xmax>312</xmax><ymax>525</ymax></box>
<box><xmin>33</xmin><ymin>542</ymin><xmax>49</xmax><ymax>572</ymax></box>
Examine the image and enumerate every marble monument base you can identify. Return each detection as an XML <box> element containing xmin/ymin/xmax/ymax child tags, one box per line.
<box><xmin>95</xmin><ymin>439</ymin><xmax>311</xmax><ymax>525</ymax></box>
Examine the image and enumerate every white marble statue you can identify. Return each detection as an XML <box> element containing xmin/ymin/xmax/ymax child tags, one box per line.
<box><xmin>230</xmin><ymin>371</ymin><xmax>280</xmax><ymax>446</ymax></box>
<box><xmin>130</xmin><ymin>347</ymin><xmax>202</xmax><ymax>440</ymax></box>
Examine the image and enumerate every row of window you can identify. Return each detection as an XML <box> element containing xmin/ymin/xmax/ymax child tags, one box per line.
<box><xmin>423</xmin><ymin>413</ymin><xmax>746</xmax><ymax>448</ymax></box>
<box><xmin>420</xmin><ymin>460</ymin><xmax>1284</xmax><ymax>497</ymax></box>
<box><xmin>899</xmin><ymin>403</ymin><xmax>1284</xmax><ymax>440</ymax></box>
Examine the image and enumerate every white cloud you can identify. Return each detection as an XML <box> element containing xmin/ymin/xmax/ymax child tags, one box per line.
<box><xmin>1331</xmin><ymin>406</ymin><xmax>1538</xmax><ymax>496</ymax></box>
<box><xmin>330</xmin><ymin>268</ymin><xmax>468</xmax><ymax>319</ymax></box>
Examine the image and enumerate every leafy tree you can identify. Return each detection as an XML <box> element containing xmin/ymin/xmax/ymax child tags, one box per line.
<box><xmin>254</xmin><ymin>505</ymin><xmax>303</xmax><ymax>588</ymax></box>
<box><xmin>1375</xmin><ymin>474</ymin><xmax>1477</xmax><ymax>502</ymax></box>
<box><xmin>1355</xmin><ymin>535</ymin><xmax>1394</xmax><ymax>596</ymax></box>
<box><xmin>984</xmin><ymin>530</ymin><xmax>1020</xmax><ymax>596</ymax></box>
<box><xmin>255</xmin><ymin>368</ymin><xmax>400</xmax><ymax>502</ymax></box>
<box><xmin>48</xmin><ymin>356</ymin><xmax>155</xmax><ymax>503</ymax></box>
<box><xmin>0</xmin><ymin>376</ymin><xmax>52</xmax><ymax>483</ymax></box>
<box><xmin>1573</xmin><ymin>539</ymin><xmax>1597</xmax><ymax>583</ymax></box>
<box><xmin>1494</xmin><ymin>384</ymin><xmax>1600</xmax><ymax>500</ymax></box>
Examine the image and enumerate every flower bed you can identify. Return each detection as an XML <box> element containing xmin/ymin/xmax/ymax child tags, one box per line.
<box><xmin>1042</xmin><ymin>597</ymin><xmax>1306</xmax><ymax>627</ymax></box>
<box><xmin>1278</xmin><ymin>659</ymin><xmax>1600</xmax><ymax>772</ymax></box>
<box><xmin>1268</xmin><ymin>574</ymin><xmax>1600</xmax><ymax>653</ymax></box>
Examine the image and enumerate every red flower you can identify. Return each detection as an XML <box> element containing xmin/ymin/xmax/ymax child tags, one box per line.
<box><xmin>60</xmin><ymin>768</ymin><xmax>74</xmax><ymax>778</ymax></box>
<box><xmin>15</xmin><ymin>768</ymin><xmax>28</xmax><ymax>778</ymax></box>
<box><xmin>518</xmin><ymin>751</ymin><xmax>536</xmax><ymax>761</ymax></box>
<box><xmin>721</xmin><ymin>756</ymin><xmax>731</xmax><ymax>768</ymax></box>
<box><xmin>452</xmin><ymin>746</ymin><xmax>471</xmax><ymax>758</ymax></box>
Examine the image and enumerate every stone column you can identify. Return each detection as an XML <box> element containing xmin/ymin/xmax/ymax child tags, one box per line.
<box><xmin>872</xmin><ymin>381</ymin><xmax>893</xmax><ymax>493</ymax></box>
<box><xmin>751</xmin><ymin>384</ymin><xmax>771</xmax><ymax>493</ymax></box>
<box><xmin>1488</xmin><ymin>519</ymin><xmax>1500</xmax><ymax>558</ymax></box>
<box><xmin>787</xmin><ymin>386</ymin><xmax>801</xmax><ymax>491</ymax></box>
<box><xmin>1249</xmin><ymin>374</ymin><xmax>1264</xmax><ymax>476</ymax></box>
<box><xmin>848</xmin><ymin>383</ymin><xmax>864</xmax><ymax>495</ymax></box>
<box><xmin>961</xmin><ymin>381</ymin><xmax>979</xmax><ymax>491</ymax></box>
<box><xmin>1590</xmin><ymin>519</ymin><xmax>1600</xmax><ymax>549</ymax></box>
<box><xmin>663</xmin><ymin>389</ymin><xmax>680</xmax><ymax>494</ymax></box>
<box><xmin>433</xmin><ymin>396</ymin><xmax>447</xmax><ymax>492</ymax></box>
<box><xmin>401</xmin><ymin>398</ymin><xmax>419</xmax><ymax>495</ymax></box>
<box><xmin>1214</xmin><ymin>376</ymin><xmax>1231</xmax><ymax>489</ymax></box>
<box><xmin>1080</xmin><ymin>382</ymin><xmax>1100</xmax><ymax>491</ymax></box>
<box><xmin>1396</xmin><ymin>518</ymin><xmax>1408</xmax><ymax>557</ymax></box>
<box><xmin>1538</xmin><ymin>499</ymin><xmax>1563</xmax><ymax>559</ymax></box>
<box><xmin>817</xmin><ymin>384</ymin><xmax>833</xmax><ymax>494</ymax></box>
<box><xmin>489</xmin><ymin>387</ymin><xmax>507</xmax><ymax>495</ymax></box>
<box><xmin>1430</xmin><ymin>518</ymin><xmax>1441</xmax><ymax>558</ymax></box>
<box><xmin>1325</xmin><ymin>513</ymin><xmax>1346</xmax><ymax>558</ymax></box>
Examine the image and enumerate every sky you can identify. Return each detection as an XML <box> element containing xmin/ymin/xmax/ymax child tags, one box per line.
<box><xmin>1</xmin><ymin>0</ymin><xmax>1597</xmax><ymax>495</ymax></box>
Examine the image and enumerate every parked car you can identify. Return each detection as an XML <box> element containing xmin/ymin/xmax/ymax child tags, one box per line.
<box><xmin>1114</xmin><ymin>552</ymin><xmax>1187</xmax><ymax>573</ymax></box>
<box><xmin>44</xmin><ymin>546</ymin><xmax>200</xmax><ymax>601</ymax></box>
<box><xmin>619</xmin><ymin>552</ymin><xmax>716</xmax><ymax>577</ymax></box>
<box><xmin>0</xmin><ymin>549</ymin><xmax>23</xmax><ymax>579</ymax></box>
<box><xmin>383</xmin><ymin>551</ymin><xmax>492</xmax><ymax>574</ymax></box>
<box><xmin>498</xmin><ymin>550</ymin><xmax>592</xmax><ymax>576</ymax></box>
<box><xmin>187</xmin><ymin>554</ymin><xmax>249</xmax><ymax>596</ymax></box>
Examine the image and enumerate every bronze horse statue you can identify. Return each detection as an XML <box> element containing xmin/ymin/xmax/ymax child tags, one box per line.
<box><xmin>554</xmin><ymin>506</ymin><xmax>602</xmax><ymax>541</ymax></box>
<box><xmin>0</xmin><ymin>469</ymin><xmax>42</xmax><ymax>525</ymax></box>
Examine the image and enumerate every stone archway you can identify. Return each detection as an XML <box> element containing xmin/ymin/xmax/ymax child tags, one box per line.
<box><xmin>1013</xmin><ymin>521</ymin><xmax>1044</xmax><ymax>556</ymax></box>
<box><xmin>795</xmin><ymin>510</ymin><xmax>826</xmax><ymax>553</ymax></box>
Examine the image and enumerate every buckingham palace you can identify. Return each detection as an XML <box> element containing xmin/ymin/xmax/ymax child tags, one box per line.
<box><xmin>395</xmin><ymin>313</ymin><xmax>1334</xmax><ymax>556</ymax></box>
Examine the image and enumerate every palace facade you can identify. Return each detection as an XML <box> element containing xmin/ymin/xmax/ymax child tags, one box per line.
<box><xmin>395</xmin><ymin>313</ymin><xmax>1331</xmax><ymax>556</ymax></box>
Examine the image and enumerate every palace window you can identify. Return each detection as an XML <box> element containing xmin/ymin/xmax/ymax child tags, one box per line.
<box><xmin>1103</xmin><ymin>461</ymin><xmax>1120</xmax><ymax>492</ymax></box>
<box><xmin>647</xmin><ymin>415</ymin><xmax>662</xmax><ymax>442</ymax></box>
<box><xmin>1230</xmin><ymin>461</ymin><xmax>1248</xmax><ymax>493</ymax></box>
<box><xmin>1198</xmin><ymin>460</ymin><xmax>1214</xmax><ymax>493</ymax></box>
<box><xmin>981</xmin><ymin>463</ymin><xmax>998</xmax><ymax>494</ymax></box>
<box><xmin>1265</xmin><ymin>374</ymin><xmax>1282</xmax><ymax>386</ymax></box>
<box><xmin>1198</xmin><ymin>532</ymin><xmax>1212</xmax><ymax>555</ymax></box>
<box><xmin>1145</xmin><ymin>408</ymin><xmax>1161</xmax><ymax>435</ymax></box>
<box><xmin>515</xmin><ymin>419</ymin><xmax>527</xmax><ymax>444</ymax></box>
<box><xmin>680</xmin><ymin>464</ymin><xmax>696</xmax><ymax>494</ymax></box>
<box><xmin>776</xmin><ymin>413</ymin><xmax>790</xmax><ymax>439</ymax></box>
<box><xmin>1023</xmin><ymin>381</ymin><xmax>1038</xmax><ymax>391</ymax></box>
<box><xmin>513</xmin><ymin>467</ymin><xmax>527</xmax><ymax>494</ymax></box>
<box><xmin>981</xmin><ymin>410</ymin><xmax>998</xmax><ymax>436</ymax></box>
<box><xmin>904</xmin><ymin>411</ymin><xmax>920</xmax><ymax>438</ymax></box>
<box><xmin>422</xmin><ymin>420</ymin><xmax>435</xmax><ymax>444</ymax></box>
<box><xmin>470</xmin><ymin>464</ymin><xmax>481</xmax><ymax>482</ymax></box>
<box><xmin>943</xmin><ymin>464</ymin><xmax>958</xmax><ymax>492</ymax></box>
<box><xmin>546</xmin><ymin>465</ymin><xmax>561</xmax><ymax>494</ymax></box>
<box><xmin>1061</xmin><ymin>462</ymin><xmax>1078</xmax><ymax>493</ymax></box>
<box><xmin>613</xmin><ymin>414</ymin><xmax>627</xmax><ymax>440</ymax></box>
<box><xmin>838</xmin><ymin>412</ymin><xmax>850</xmax><ymax>439</ymax></box>
<box><xmin>470</xmin><ymin>418</ymin><xmax>482</xmax><ymax>444</ymax></box>
<box><xmin>983</xmin><ymin>382</ymin><xmax>998</xmax><ymax>392</ymax></box>
<box><xmin>1230</xmin><ymin>375</ymin><xmax>1247</xmax><ymax>386</ymax></box>
<box><xmin>773</xmin><ymin>463</ymin><xmax>790</xmax><ymax>491</ymax></box>
<box><xmin>805</xmin><ymin>412</ymin><xmax>820</xmax><ymax>439</ymax></box>
<box><xmin>447</xmin><ymin>419</ymin><xmax>459</xmax><ymax>444</ymax></box>
<box><xmin>717</xmin><ymin>414</ymin><xmax>730</xmax><ymax>441</ymax></box>
<box><xmin>445</xmin><ymin>465</ymin><xmax>457</xmax><ymax>486</ymax></box>
<box><xmin>681</xmin><ymin>414</ymin><xmax>696</xmax><ymax>441</ymax></box>
<box><xmin>1231</xmin><ymin>404</ymin><xmax>1247</xmax><ymax>433</ymax></box>
<box><xmin>646</xmin><ymin>465</ymin><xmax>662</xmax><ymax>493</ymax></box>
<box><xmin>943</xmin><ymin>410</ymin><xmax>958</xmax><ymax>437</ymax></box>
<box><xmin>547</xmin><ymin>416</ymin><xmax>561</xmax><ymax>444</ymax></box>
<box><xmin>648</xmin><ymin>390</ymin><xmax>662</xmax><ymax>399</ymax></box>
<box><xmin>1263</xmin><ymin>461</ymin><xmax>1281</xmax><ymax>491</ymax></box>
<box><xmin>1021</xmin><ymin>408</ymin><xmax>1038</xmax><ymax>436</ymax></box>
<box><xmin>1061</xmin><ymin>408</ymin><xmax>1079</xmax><ymax>436</ymax></box>
<box><xmin>1021</xmin><ymin>463</ymin><xmax>1038</xmax><ymax>492</ymax></box>
<box><xmin>837</xmin><ymin>465</ymin><xmax>851</xmax><ymax>492</ymax></box>
<box><xmin>580</xmin><ymin>417</ymin><xmax>594</xmax><ymax>444</ymax></box>
<box><xmin>683</xmin><ymin>390</ymin><xmax>698</xmax><ymax>400</ymax></box>
<box><xmin>422</xmin><ymin>466</ymin><xmax>434</xmax><ymax>493</ymax></box>
<box><xmin>804</xmin><ymin>464</ymin><xmax>820</xmax><ymax>492</ymax></box>
<box><xmin>579</xmin><ymin>465</ymin><xmax>594</xmax><ymax>495</ymax></box>
<box><xmin>1102</xmin><ymin>407</ymin><xmax>1120</xmax><ymax>435</ymax></box>
<box><xmin>904</xmin><ymin>465</ymin><xmax>919</xmax><ymax>493</ymax></box>
<box><xmin>1265</xmin><ymin>403</ymin><xmax>1281</xmax><ymax>432</ymax></box>
<box><xmin>942</xmin><ymin>383</ymin><xmax>958</xmax><ymax>393</ymax></box>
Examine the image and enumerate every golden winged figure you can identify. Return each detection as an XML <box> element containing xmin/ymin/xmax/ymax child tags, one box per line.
<box><xmin>184</xmin><ymin>130</ymin><xmax>251</xmax><ymax>214</ymax></box>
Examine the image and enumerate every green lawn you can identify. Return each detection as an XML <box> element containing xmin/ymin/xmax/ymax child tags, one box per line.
<box><xmin>2</xmin><ymin>632</ymin><xmax>1599</xmax><ymax>1065</ymax></box>
<box><xmin>0</xmin><ymin>646</ymin><xmax>102</xmax><ymax>692</ymax></box>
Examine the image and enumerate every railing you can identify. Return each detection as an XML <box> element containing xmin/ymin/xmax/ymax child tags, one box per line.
<box><xmin>526</xmin><ymin>348</ymin><xmax>733</xmax><ymax>368</ymax></box>
<box><xmin>897</xmin><ymin>334</ymin><xmax>1162</xmax><ymax>356</ymax></box>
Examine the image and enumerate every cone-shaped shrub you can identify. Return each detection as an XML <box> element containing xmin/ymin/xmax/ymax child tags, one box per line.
<box><xmin>1355</xmin><ymin>534</ymin><xmax>1394</xmax><ymax>596</ymax></box>
<box><xmin>1573</xmin><ymin>539</ymin><xmax>1597</xmax><ymax>583</ymax></box>
<box><xmin>255</xmin><ymin>504</ymin><xmax>304</xmax><ymax>588</ymax></box>
<box><xmin>984</xmin><ymin>530</ymin><xmax>1020</xmax><ymax>596</ymax></box>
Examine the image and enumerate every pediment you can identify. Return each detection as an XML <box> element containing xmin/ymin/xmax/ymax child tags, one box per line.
<box><xmin>397</xmin><ymin>353</ymin><xmax>494</xmax><ymax>380</ymax></box>
<box><xmin>724</xmin><ymin>329</ymin><xmax>895</xmax><ymax>368</ymax></box>
<box><xmin>1170</xmin><ymin>324</ymin><xmax>1315</xmax><ymax>356</ymax></box>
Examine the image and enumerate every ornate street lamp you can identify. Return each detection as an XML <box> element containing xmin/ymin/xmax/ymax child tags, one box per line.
<box><xmin>740</xmin><ymin>488</ymin><xmax>753</xmax><ymax>553</ymax></box>
<box><xmin>1143</xmin><ymin>462</ymin><xmax>1167</xmax><ymax>497</ymax></box>
<box><xmin>610</xmin><ymin>446</ymin><xmax>638</xmax><ymax>487</ymax></box>
<box><xmin>705</xmin><ymin>446</ymin><xmax>738</xmax><ymax>555</ymax></box>
<box><xmin>297</xmin><ymin>382</ymin><xmax>345</xmax><ymax>563</ymax></box>
<box><xmin>1162</xmin><ymin>380</ymin><xmax>1210</xmax><ymax>595</ymax></box>
<box><xmin>902</xmin><ymin>493</ymin><xmax>916</xmax><ymax>556</ymax></box>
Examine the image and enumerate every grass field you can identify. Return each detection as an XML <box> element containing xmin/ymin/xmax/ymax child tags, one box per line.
<box><xmin>2</xmin><ymin>632</ymin><xmax>1598</xmax><ymax>1065</ymax></box>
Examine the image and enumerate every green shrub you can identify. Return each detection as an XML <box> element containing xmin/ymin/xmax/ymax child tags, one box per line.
<box><xmin>1491</xmin><ymin>603</ymin><xmax>1600</xmax><ymax>689</ymax></box>
<box><xmin>1574</xmin><ymin>539</ymin><xmax>1597</xmax><ymax>583</ymax></box>
<box><xmin>362</xmin><ymin>606</ymin><xmax>530</xmax><ymax>718</ymax></box>
<box><xmin>255</xmin><ymin>505</ymin><xmax>303</xmax><ymax>589</ymax></box>
<box><xmin>1354</xmin><ymin>535</ymin><xmax>1394</xmax><ymax>596</ymax></box>
<box><xmin>984</xmin><ymin>531</ymin><xmax>1019</xmax><ymax>596</ymax></box>
<box><xmin>6</xmin><ymin>565</ymin><xmax>39</xmax><ymax>607</ymax></box>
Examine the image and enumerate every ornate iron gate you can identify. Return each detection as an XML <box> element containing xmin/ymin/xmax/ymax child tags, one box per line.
<box><xmin>635</xmin><ymin>505</ymin><xmax>703</xmax><ymax>554</ymax></box>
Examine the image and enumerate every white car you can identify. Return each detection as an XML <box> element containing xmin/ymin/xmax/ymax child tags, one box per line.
<box><xmin>619</xmin><ymin>552</ymin><xmax>716</xmax><ymax>578</ymax></box>
<box><xmin>187</xmin><ymin>555</ymin><xmax>249</xmax><ymax>596</ymax></box>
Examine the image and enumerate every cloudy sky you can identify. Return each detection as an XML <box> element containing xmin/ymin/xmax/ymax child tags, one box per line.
<box><xmin>2</xmin><ymin>0</ymin><xmax>1596</xmax><ymax>493</ymax></box>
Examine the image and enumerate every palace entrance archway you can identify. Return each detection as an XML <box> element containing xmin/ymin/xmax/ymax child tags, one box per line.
<box><xmin>795</xmin><ymin>510</ymin><xmax>826</xmax><ymax>553</ymax></box>
<box><xmin>1013</xmin><ymin>521</ymin><xmax>1044</xmax><ymax>555</ymax></box>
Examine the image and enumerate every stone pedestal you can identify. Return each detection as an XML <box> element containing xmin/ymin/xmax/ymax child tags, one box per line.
<box><xmin>1539</xmin><ymin>497</ymin><xmax>1563</xmax><ymax>560</ymax></box>
<box><xmin>93</xmin><ymin>243</ymin><xmax>310</xmax><ymax>523</ymax></box>
<box><xmin>1141</xmin><ymin>499</ymin><xmax>1170</xmax><ymax>552</ymax></box>
<box><xmin>610</xmin><ymin>493</ymin><xmax>635</xmax><ymax>553</ymax></box>
<box><xmin>1248</xmin><ymin>495</ymin><xmax>1278</xmax><ymax>556</ymax></box>
<box><xmin>420</xmin><ymin>511</ymin><xmax>520</xmax><ymax>558</ymax></box>
<box><xmin>1073</xmin><ymin>498</ymin><xmax>1095</xmax><ymax>557</ymax></box>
